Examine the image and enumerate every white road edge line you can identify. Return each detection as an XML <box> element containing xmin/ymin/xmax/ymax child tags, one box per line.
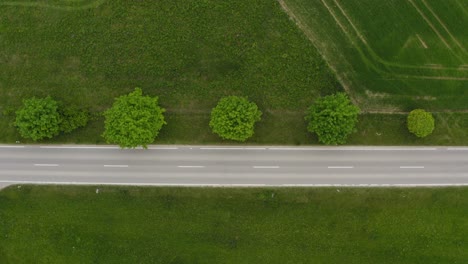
<box><xmin>400</xmin><ymin>166</ymin><xmax>424</xmax><ymax>169</ymax></box>
<box><xmin>328</xmin><ymin>166</ymin><xmax>354</xmax><ymax>169</ymax></box>
<box><xmin>253</xmin><ymin>166</ymin><xmax>280</xmax><ymax>169</ymax></box>
<box><xmin>282</xmin><ymin>183</ymin><xmax>468</xmax><ymax>187</ymax></box>
<box><xmin>178</xmin><ymin>166</ymin><xmax>205</xmax><ymax>168</ymax></box>
<box><xmin>447</xmin><ymin>147</ymin><xmax>468</xmax><ymax>151</ymax></box>
<box><xmin>34</xmin><ymin>164</ymin><xmax>59</xmax><ymax>167</ymax></box>
<box><xmin>0</xmin><ymin>145</ymin><xmax>25</xmax><ymax>148</ymax></box>
<box><xmin>0</xmin><ymin>180</ymin><xmax>266</xmax><ymax>187</ymax></box>
<box><xmin>40</xmin><ymin>146</ymin><xmax>119</xmax><ymax>149</ymax></box>
<box><xmin>268</xmin><ymin>147</ymin><xmax>438</xmax><ymax>151</ymax></box>
<box><xmin>1</xmin><ymin>180</ymin><xmax>467</xmax><ymax>187</ymax></box>
<box><xmin>104</xmin><ymin>165</ymin><xmax>129</xmax><ymax>168</ymax></box>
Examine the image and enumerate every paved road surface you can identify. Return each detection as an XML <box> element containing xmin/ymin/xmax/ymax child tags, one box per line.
<box><xmin>0</xmin><ymin>145</ymin><xmax>467</xmax><ymax>187</ymax></box>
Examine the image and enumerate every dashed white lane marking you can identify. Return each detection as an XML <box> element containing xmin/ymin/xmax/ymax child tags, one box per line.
<box><xmin>178</xmin><ymin>166</ymin><xmax>205</xmax><ymax>168</ymax></box>
<box><xmin>244</xmin><ymin>147</ymin><xmax>267</xmax><ymax>150</ymax></box>
<box><xmin>147</xmin><ymin>147</ymin><xmax>178</xmax><ymax>150</ymax></box>
<box><xmin>253</xmin><ymin>166</ymin><xmax>280</xmax><ymax>169</ymax></box>
<box><xmin>328</xmin><ymin>166</ymin><xmax>354</xmax><ymax>169</ymax></box>
<box><xmin>34</xmin><ymin>164</ymin><xmax>59</xmax><ymax>167</ymax></box>
<box><xmin>0</xmin><ymin>145</ymin><xmax>25</xmax><ymax>148</ymax></box>
<box><xmin>104</xmin><ymin>165</ymin><xmax>129</xmax><ymax>168</ymax></box>
<box><xmin>268</xmin><ymin>148</ymin><xmax>315</xmax><ymax>151</ymax></box>
<box><xmin>200</xmin><ymin>147</ymin><xmax>244</xmax><ymax>150</ymax></box>
<box><xmin>400</xmin><ymin>166</ymin><xmax>424</xmax><ymax>169</ymax></box>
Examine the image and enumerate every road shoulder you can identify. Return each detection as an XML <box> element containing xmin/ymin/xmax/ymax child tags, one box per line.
<box><xmin>0</xmin><ymin>183</ymin><xmax>12</xmax><ymax>190</ymax></box>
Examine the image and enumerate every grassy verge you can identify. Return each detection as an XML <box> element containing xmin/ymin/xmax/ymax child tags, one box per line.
<box><xmin>0</xmin><ymin>185</ymin><xmax>467</xmax><ymax>263</ymax></box>
<box><xmin>3</xmin><ymin>112</ymin><xmax>467</xmax><ymax>146</ymax></box>
<box><xmin>348</xmin><ymin>113</ymin><xmax>468</xmax><ymax>145</ymax></box>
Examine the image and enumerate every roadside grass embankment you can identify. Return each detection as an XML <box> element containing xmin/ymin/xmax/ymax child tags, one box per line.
<box><xmin>2</xmin><ymin>112</ymin><xmax>467</xmax><ymax>145</ymax></box>
<box><xmin>0</xmin><ymin>185</ymin><xmax>467</xmax><ymax>263</ymax></box>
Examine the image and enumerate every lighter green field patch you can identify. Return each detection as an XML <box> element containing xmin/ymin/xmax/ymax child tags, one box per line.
<box><xmin>281</xmin><ymin>0</ymin><xmax>468</xmax><ymax>111</ymax></box>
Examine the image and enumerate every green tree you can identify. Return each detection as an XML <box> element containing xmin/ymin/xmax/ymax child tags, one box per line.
<box><xmin>102</xmin><ymin>88</ymin><xmax>166</xmax><ymax>149</ymax></box>
<box><xmin>407</xmin><ymin>109</ymin><xmax>434</xmax><ymax>138</ymax></box>
<box><xmin>15</xmin><ymin>96</ymin><xmax>61</xmax><ymax>141</ymax></box>
<box><xmin>305</xmin><ymin>93</ymin><xmax>360</xmax><ymax>145</ymax></box>
<box><xmin>210</xmin><ymin>96</ymin><xmax>262</xmax><ymax>141</ymax></box>
<box><xmin>59</xmin><ymin>106</ymin><xmax>90</xmax><ymax>133</ymax></box>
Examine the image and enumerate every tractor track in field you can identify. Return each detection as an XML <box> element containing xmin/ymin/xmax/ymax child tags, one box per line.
<box><xmin>420</xmin><ymin>0</ymin><xmax>467</xmax><ymax>55</ymax></box>
<box><xmin>278</xmin><ymin>0</ymin><xmax>468</xmax><ymax>113</ymax></box>
<box><xmin>279</xmin><ymin>0</ymin><xmax>468</xmax><ymax>73</ymax></box>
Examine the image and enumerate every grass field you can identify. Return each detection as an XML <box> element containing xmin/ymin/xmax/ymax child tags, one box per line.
<box><xmin>0</xmin><ymin>0</ymin><xmax>339</xmax><ymax>139</ymax></box>
<box><xmin>0</xmin><ymin>185</ymin><xmax>467</xmax><ymax>263</ymax></box>
<box><xmin>1</xmin><ymin>0</ymin><xmax>467</xmax><ymax>145</ymax></box>
<box><xmin>281</xmin><ymin>0</ymin><xmax>468</xmax><ymax>111</ymax></box>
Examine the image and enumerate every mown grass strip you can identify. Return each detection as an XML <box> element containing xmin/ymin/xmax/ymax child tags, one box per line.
<box><xmin>0</xmin><ymin>185</ymin><xmax>467</xmax><ymax>263</ymax></box>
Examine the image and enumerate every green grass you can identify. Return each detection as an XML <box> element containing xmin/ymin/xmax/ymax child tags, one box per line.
<box><xmin>0</xmin><ymin>185</ymin><xmax>467</xmax><ymax>263</ymax></box>
<box><xmin>0</xmin><ymin>0</ymin><xmax>343</xmax><ymax>145</ymax></box>
<box><xmin>348</xmin><ymin>113</ymin><xmax>468</xmax><ymax>145</ymax></box>
<box><xmin>1</xmin><ymin>0</ymin><xmax>467</xmax><ymax>145</ymax></box>
<box><xmin>281</xmin><ymin>0</ymin><xmax>468</xmax><ymax>111</ymax></box>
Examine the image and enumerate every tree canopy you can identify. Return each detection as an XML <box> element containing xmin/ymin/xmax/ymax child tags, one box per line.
<box><xmin>407</xmin><ymin>109</ymin><xmax>434</xmax><ymax>138</ymax></box>
<box><xmin>15</xmin><ymin>96</ymin><xmax>61</xmax><ymax>141</ymax></box>
<box><xmin>209</xmin><ymin>96</ymin><xmax>262</xmax><ymax>141</ymax></box>
<box><xmin>102</xmin><ymin>88</ymin><xmax>166</xmax><ymax>149</ymax></box>
<box><xmin>59</xmin><ymin>106</ymin><xmax>89</xmax><ymax>134</ymax></box>
<box><xmin>305</xmin><ymin>93</ymin><xmax>360</xmax><ymax>145</ymax></box>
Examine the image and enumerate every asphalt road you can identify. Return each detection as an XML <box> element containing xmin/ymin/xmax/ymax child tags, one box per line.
<box><xmin>0</xmin><ymin>145</ymin><xmax>467</xmax><ymax>187</ymax></box>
